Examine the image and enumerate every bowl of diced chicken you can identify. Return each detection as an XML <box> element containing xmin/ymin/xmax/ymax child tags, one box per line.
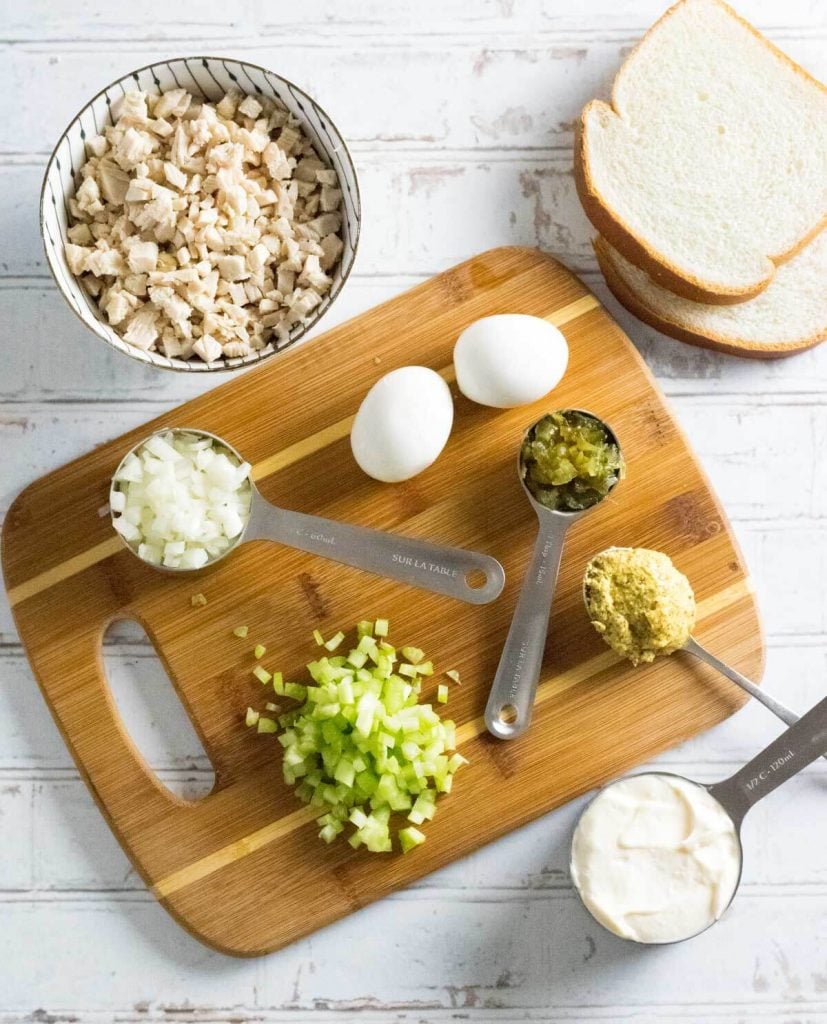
<box><xmin>41</xmin><ymin>57</ymin><xmax>360</xmax><ymax>370</ymax></box>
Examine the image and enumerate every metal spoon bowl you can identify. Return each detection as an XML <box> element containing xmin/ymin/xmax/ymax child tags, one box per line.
<box><xmin>484</xmin><ymin>410</ymin><xmax>623</xmax><ymax>739</ymax></box>
<box><xmin>570</xmin><ymin>694</ymin><xmax>827</xmax><ymax>945</ymax></box>
<box><xmin>110</xmin><ymin>427</ymin><xmax>505</xmax><ymax>604</ymax></box>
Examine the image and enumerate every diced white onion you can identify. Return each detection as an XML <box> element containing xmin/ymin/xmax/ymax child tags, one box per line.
<box><xmin>110</xmin><ymin>430</ymin><xmax>252</xmax><ymax>568</ymax></box>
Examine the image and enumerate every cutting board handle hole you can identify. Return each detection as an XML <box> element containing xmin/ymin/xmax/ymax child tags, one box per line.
<box><xmin>103</xmin><ymin>620</ymin><xmax>215</xmax><ymax>801</ymax></box>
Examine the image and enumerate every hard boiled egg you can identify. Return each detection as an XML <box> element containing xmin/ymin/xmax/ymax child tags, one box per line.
<box><xmin>350</xmin><ymin>366</ymin><xmax>454</xmax><ymax>483</ymax></box>
<box><xmin>453</xmin><ymin>314</ymin><xmax>569</xmax><ymax>408</ymax></box>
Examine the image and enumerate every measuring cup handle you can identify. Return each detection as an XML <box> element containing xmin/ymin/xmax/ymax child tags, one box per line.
<box><xmin>485</xmin><ymin>514</ymin><xmax>568</xmax><ymax>739</ymax></box>
<box><xmin>708</xmin><ymin>695</ymin><xmax>827</xmax><ymax>825</ymax></box>
<box><xmin>247</xmin><ymin>501</ymin><xmax>505</xmax><ymax>605</ymax></box>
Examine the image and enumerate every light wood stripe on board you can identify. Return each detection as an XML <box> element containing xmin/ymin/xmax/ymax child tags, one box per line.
<box><xmin>6</xmin><ymin>296</ymin><xmax>599</xmax><ymax>609</ymax></box>
<box><xmin>152</xmin><ymin>577</ymin><xmax>751</xmax><ymax>899</ymax></box>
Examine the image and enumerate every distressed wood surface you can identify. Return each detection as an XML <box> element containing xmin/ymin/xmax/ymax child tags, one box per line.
<box><xmin>0</xmin><ymin>0</ymin><xmax>825</xmax><ymax>1018</ymax></box>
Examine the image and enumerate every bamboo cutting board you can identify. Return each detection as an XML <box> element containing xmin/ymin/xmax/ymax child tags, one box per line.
<box><xmin>2</xmin><ymin>248</ymin><xmax>763</xmax><ymax>956</ymax></box>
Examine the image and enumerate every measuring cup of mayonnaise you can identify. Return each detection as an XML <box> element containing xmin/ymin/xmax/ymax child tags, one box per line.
<box><xmin>570</xmin><ymin>694</ymin><xmax>827</xmax><ymax>944</ymax></box>
<box><xmin>109</xmin><ymin>427</ymin><xmax>505</xmax><ymax>604</ymax></box>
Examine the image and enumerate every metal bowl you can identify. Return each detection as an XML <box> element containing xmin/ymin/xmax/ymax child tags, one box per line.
<box><xmin>40</xmin><ymin>56</ymin><xmax>361</xmax><ymax>373</ymax></box>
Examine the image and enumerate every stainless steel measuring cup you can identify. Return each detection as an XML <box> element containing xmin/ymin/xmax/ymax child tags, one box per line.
<box><xmin>485</xmin><ymin>411</ymin><xmax>623</xmax><ymax>738</ymax></box>
<box><xmin>110</xmin><ymin>427</ymin><xmax>505</xmax><ymax>604</ymax></box>
<box><xmin>571</xmin><ymin>694</ymin><xmax>827</xmax><ymax>944</ymax></box>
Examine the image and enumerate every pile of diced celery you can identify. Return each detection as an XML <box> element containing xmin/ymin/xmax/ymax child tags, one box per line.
<box><xmin>248</xmin><ymin>619</ymin><xmax>466</xmax><ymax>853</ymax></box>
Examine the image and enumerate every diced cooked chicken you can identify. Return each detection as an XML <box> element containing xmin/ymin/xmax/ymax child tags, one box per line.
<box><xmin>64</xmin><ymin>86</ymin><xmax>344</xmax><ymax>362</ymax></box>
<box><xmin>102</xmin><ymin>287</ymin><xmax>138</xmax><ymax>326</ymax></box>
<box><xmin>163</xmin><ymin>161</ymin><xmax>188</xmax><ymax>189</ymax></box>
<box><xmin>152</xmin><ymin>88</ymin><xmax>191</xmax><ymax>120</ymax></box>
<box><xmin>114</xmin><ymin>91</ymin><xmax>149</xmax><ymax>125</ymax></box>
<box><xmin>125</xmin><ymin>177</ymin><xmax>154</xmax><ymax>202</ymax></box>
<box><xmin>193</xmin><ymin>333</ymin><xmax>223</xmax><ymax>362</ymax></box>
<box><xmin>98</xmin><ymin>159</ymin><xmax>131</xmax><ymax>205</ymax></box>
<box><xmin>222</xmin><ymin>339</ymin><xmax>253</xmax><ymax>358</ymax></box>
<box><xmin>123</xmin><ymin>307</ymin><xmax>159</xmax><ymax>350</ymax></box>
<box><xmin>86</xmin><ymin>134</ymin><xmax>108</xmax><ymax>159</ymax></box>
<box><xmin>123</xmin><ymin>273</ymin><xmax>148</xmax><ymax>297</ymax></box>
<box><xmin>320</xmin><ymin>233</ymin><xmax>344</xmax><ymax>271</ymax></box>
<box><xmin>65</xmin><ymin>244</ymin><xmax>92</xmax><ymax>275</ymax></box>
<box><xmin>86</xmin><ymin>248</ymin><xmax>124</xmax><ymax>277</ymax></box>
<box><xmin>148</xmin><ymin>285</ymin><xmax>191</xmax><ymax>323</ymax></box>
<box><xmin>320</xmin><ymin>186</ymin><xmax>342</xmax><ymax>213</ymax></box>
<box><xmin>217</xmin><ymin>254</ymin><xmax>248</xmax><ymax>281</ymax></box>
<box><xmin>127</xmin><ymin>240</ymin><xmax>159</xmax><ymax>274</ymax></box>
<box><xmin>237</xmin><ymin>95</ymin><xmax>262</xmax><ymax>119</ymax></box>
<box><xmin>216</xmin><ymin>92</ymin><xmax>239</xmax><ymax>119</ymax></box>
<box><xmin>298</xmin><ymin>253</ymin><xmax>332</xmax><ymax>293</ymax></box>
<box><xmin>67</xmin><ymin>222</ymin><xmax>94</xmax><ymax>245</ymax></box>
<box><xmin>75</xmin><ymin>176</ymin><xmax>103</xmax><ymax>216</ymax></box>
<box><xmin>113</xmin><ymin>127</ymin><xmax>156</xmax><ymax>171</ymax></box>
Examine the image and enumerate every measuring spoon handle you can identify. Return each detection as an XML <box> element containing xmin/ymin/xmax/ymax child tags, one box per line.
<box><xmin>485</xmin><ymin>513</ymin><xmax>569</xmax><ymax>739</ymax></box>
<box><xmin>246</xmin><ymin>500</ymin><xmax>505</xmax><ymax>605</ymax></box>
<box><xmin>684</xmin><ymin>637</ymin><xmax>827</xmax><ymax>763</ymax></box>
<box><xmin>708</xmin><ymin>695</ymin><xmax>827</xmax><ymax>826</ymax></box>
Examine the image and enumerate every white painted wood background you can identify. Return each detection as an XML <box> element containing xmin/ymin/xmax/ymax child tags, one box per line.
<box><xmin>1</xmin><ymin>1</ymin><xmax>826</xmax><ymax>1020</ymax></box>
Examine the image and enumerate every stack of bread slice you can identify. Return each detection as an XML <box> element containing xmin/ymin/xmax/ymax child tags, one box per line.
<box><xmin>575</xmin><ymin>0</ymin><xmax>827</xmax><ymax>358</ymax></box>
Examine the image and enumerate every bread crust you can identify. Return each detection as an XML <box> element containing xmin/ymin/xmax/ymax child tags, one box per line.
<box><xmin>593</xmin><ymin>236</ymin><xmax>827</xmax><ymax>360</ymax></box>
<box><xmin>576</xmin><ymin>0</ymin><xmax>827</xmax><ymax>305</ymax></box>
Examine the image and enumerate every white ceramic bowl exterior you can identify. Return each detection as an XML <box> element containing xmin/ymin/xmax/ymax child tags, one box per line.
<box><xmin>40</xmin><ymin>56</ymin><xmax>361</xmax><ymax>372</ymax></box>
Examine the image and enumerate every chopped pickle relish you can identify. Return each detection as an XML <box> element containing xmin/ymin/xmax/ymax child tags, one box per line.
<box><xmin>520</xmin><ymin>410</ymin><xmax>623</xmax><ymax>512</ymax></box>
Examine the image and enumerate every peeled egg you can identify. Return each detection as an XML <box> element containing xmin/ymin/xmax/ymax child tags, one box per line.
<box><xmin>453</xmin><ymin>314</ymin><xmax>569</xmax><ymax>408</ymax></box>
<box><xmin>350</xmin><ymin>366</ymin><xmax>454</xmax><ymax>483</ymax></box>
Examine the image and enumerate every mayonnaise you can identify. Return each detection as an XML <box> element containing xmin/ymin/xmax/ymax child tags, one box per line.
<box><xmin>570</xmin><ymin>773</ymin><xmax>741</xmax><ymax>944</ymax></box>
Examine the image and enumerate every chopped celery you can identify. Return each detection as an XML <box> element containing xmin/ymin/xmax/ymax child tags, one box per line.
<box><xmin>254</xmin><ymin>644</ymin><xmax>267</xmax><ymax>660</ymax></box>
<box><xmin>437</xmin><ymin>684</ymin><xmax>449</xmax><ymax>704</ymax></box>
<box><xmin>324</xmin><ymin>631</ymin><xmax>345</xmax><ymax>652</ymax></box>
<box><xmin>446</xmin><ymin>669</ymin><xmax>461</xmax><ymax>685</ymax></box>
<box><xmin>245</xmin><ymin>707</ymin><xmax>260</xmax><ymax>727</ymax></box>
<box><xmin>347</xmin><ymin>648</ymin><xmax>368</xmax><ymax>670</ymax></box>
<box><xmin>399</xmin><ymin>826</ymin><xmax>426</xmax><ymax>853</ymax></box>
<box><xmin>233</xmin><ymin>625</ymin><xmax>249</xmax><ymax>639</ymax></box>
<box><xmin>252</xmin><ymin>619</ymin><xmax>466</xmax><ymax>853</ymax></box>
<box><xmin>357</xmin><ymin>634</ymin><xmax>378</xmax><ymax>657</ymax></box>
<box><xmin>252</xmin><ymin>665</ymin><xmax>272</xmax><ymax>685</ymax></box>
<box><xmin>313</xmin><ymin>629</ymin><xmax>325</xmax><ymax>646</ymax></box>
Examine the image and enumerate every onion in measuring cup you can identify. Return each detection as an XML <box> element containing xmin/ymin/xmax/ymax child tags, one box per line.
<box><xmin>110</xmin><ymin>430</ymin><xmax>252</xmax><ymax>569</ymax></box>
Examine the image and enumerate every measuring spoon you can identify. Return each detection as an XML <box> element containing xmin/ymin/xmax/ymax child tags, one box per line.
<box><xmin>110</xmin><ymin>427</ymin><xmax>505</xmax><ymax>604</ymax></box>
<box><xmin>580</xmin><ymin>550</ymin><xmax>823</xmax><ymax>755</ymax></box>
<box><xmin>485</xmin><ymin>411</ymin><xmax>623</xmax><ymax>739</ymax></box>
<box><xmin>682</xmin><ymin>637</ymin><xmax>827</xmax><ymax>760</ymax></box>
<box><xmin>571</xmin><ymin>693</ymin><xmax>827</xmax><ymax>944</ymax></box>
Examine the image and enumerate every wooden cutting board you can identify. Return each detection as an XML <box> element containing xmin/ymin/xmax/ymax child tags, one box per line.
<box><xmin>2</xmin><ymin>247</ymin><xmax>763</xmax><ymax>957</ymax></box>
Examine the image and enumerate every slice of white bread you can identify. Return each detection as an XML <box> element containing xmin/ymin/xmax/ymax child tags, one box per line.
<box><xmin>576</xmin><ymin>0</ymin><xmax>827</xmax><ymax>304</ymax></box>
<box><xmin>594</xmin><ymin>231</ymin><xmax>827</xmax><ymax>358</ymax></box>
